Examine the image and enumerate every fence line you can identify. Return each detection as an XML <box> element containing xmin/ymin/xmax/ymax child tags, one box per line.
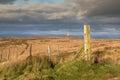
<box><xmin>0</xmin><ymin>24</ymin><xmax>91</xmax><ymax>62</ymax></box>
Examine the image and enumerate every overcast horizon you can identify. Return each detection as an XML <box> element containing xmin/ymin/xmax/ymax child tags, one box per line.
<box><xmin>0</xmin><ymin>0</ymin><xmax>120</xmax><ymax>38</ymax></box>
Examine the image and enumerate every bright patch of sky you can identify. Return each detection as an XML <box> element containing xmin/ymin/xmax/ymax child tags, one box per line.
<box><xmin>14</xmin><ymin>0</ymin><xmax>63</xmax><ymax>5</ymax></box>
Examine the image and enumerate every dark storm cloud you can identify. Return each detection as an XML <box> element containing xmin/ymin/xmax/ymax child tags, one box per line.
<box><xmin>65</xmin><ymin>0</ymin><xmax>120</xmax><ymax>17</ymax></box>
<box><xmin>85</xmin><ymin>0</ymin><xmax>120</xmax><ymax>17</ymax></box>
<box><xmin>0</xmin><ymin>0</ymin><xmax>16</xmax><ymax>4</ymax></box>
<box><xmin>63</xmin><ymin>0</ymin><xmax>120</xmax><ymax>23</ymax></box>
<box><xmin>0</xmin><ymin>0</ymin><xmax>120</xmax><ymax>24</ymax></box>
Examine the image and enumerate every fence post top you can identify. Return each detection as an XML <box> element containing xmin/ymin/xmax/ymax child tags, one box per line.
<box><xmin>84</xmin><ymin>24</ymin><xmax>90</xmax><ymax>27</ymax></box>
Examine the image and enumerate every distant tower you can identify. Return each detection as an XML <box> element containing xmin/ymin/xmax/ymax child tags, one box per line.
<box><xmin>67</xmin><ymin>32</ymin><xmax>70</xmax><ymax>37</ymax></box>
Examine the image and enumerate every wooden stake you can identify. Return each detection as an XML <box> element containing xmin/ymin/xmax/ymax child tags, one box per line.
<box><xmin>29</xmin><ymin>44</ymin><xmax>32</xmax><ymax>57</ymax></box>
<box><xmin>84</xmin><ymin>24</ymin><xmax>91</xmax><ymax>61</ymax></box>
<box><xmin>0</xmin><ymin>54</ymin><xmax>2</xmax><ymax>62</ymax></box>
<box><xmin>56</xmin><ymin>45</ymin><xmax>60</xmax><ymax>62</ymax></box>
<box><xmin>16</xmin><ymin>47</ymin><xmax>18</xmax><ymax>58</ymax></box>
<box><xmin>7</xmin><ymin>48</ymin><xmax>10</xmax><ymax>60</ymax></box>
<box><xmin>48</xmin><ymin>45</ymin><xmax>51</xmax><ymax>61</ymax></box>
<box><xmin>0</xmin><ymin>50</ymin><xmax>2</xmax><ymax>61</ymax></box>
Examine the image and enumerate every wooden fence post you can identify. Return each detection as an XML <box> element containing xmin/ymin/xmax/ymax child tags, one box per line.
<box><xmin>0</xmin><ymin>50</ymin><xmax>2</xmax><ymax>61</ymax></box>
<box><xmin>0</xmin><ymin>53</ymin><xmax>2</xmax><ymax>61</ymax></box>
<box><xmin>56</xmin><ymin>45</ymin><xmax>60</xmax><ymax>62</ymax></box>
<box><xmin>84</xmin><ymin>24</ymin><xmax>91</xmax><ymax>61</ymax></box>
<box><xmin>29</xmin><ymin>44</ymin><xmax>32</xmax><ymax>57</ymax></box>
<box><xmin>48</xmin><ymin>45</ymin><xmax>51</xmax><ymax>61</ymax></box>
<box><xmin>7</xmin><ymin>48</ymin><xmax>10</xmax><ymax>60</ymax></box>
<box><xmin>16</xmin><ymin>46</ymin><xmax>18</xmax><ymax>58</ymax></box>
<box><xmin>0</xmin><ymin>54</ymin><xmax>2</xmax><ymax>62</ymax></box>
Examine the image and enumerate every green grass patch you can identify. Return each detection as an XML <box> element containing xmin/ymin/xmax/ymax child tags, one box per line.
<box><xmin>0</xmin><ymin>56</ymin><xmax>120</xmax><ymax>80</ymax></box>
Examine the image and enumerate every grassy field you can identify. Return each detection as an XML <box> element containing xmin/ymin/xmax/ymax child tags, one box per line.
<box><xmin>0</xmin><ymin>37</ymin><xmax>120</xmax><ymax>80</ymax></box>
<box><xmin>0</xmin><ymin>56</ymin><xmax>120</xmax><ymax>80</ymax></box>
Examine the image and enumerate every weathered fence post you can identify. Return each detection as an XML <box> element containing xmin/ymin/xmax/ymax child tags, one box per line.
<box><xmin>16</xmin><ymin>46</ymin><xmax>18</xmax><ymax>58</ymax></box>
<box><xmin>7</xmin><ymin>48</ymin><xmax>10</xmax><ymax>60</ymax></box>
<box><xmin>29</xmin><ymin>44</ymin><xmax>32</xmax><ymax>57</ymax></box>
<box><xmin>0</xmin><ymin>50</ymin><xmax>2</xmax><ymax>61</ymax></box>
<box><xmin>48</xmin><ymin>45</ymin><xmax>51</xmax><ymax>61</ymax></box>
<box><xmin>56</xmin><ymin>45</ymin><xmax>60</xmax><ymax>62</ymax></box>
<box><xmin>84</xmin><ymin>24</ymin><xmax>91</xmax><ymax>61</ymax></box>
<box><xmin>0</xmin><ymin>54</ymin><xmax>2</xmax><ymax>61</ymax></box>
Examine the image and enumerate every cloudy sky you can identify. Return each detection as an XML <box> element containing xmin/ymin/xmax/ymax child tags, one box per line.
<box><xmin>0</xmin><ymin>0</ymin><xmax>120</xmax><ymax>38</ymax></box>
<box><xmin>0</xmin><ymin>0</ymin><xmax>120</xmax><ymax>24</ymax></box>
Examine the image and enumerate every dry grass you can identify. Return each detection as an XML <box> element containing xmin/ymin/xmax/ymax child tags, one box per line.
<box><xmin>0</xmin><ymin>37</ymin><xmax>120</xmax><ymax>64</ymax></box>
<box><xmin>0</xmin><ymin>37</ymin><xmax>120</xmax><ymax>80</ymax></box>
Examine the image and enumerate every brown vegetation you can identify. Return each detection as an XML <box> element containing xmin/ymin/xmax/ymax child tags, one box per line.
<box><xmin>0</xmin><ymin>37</ymin><xmax>120</xmax><ymax>64</ymax></box>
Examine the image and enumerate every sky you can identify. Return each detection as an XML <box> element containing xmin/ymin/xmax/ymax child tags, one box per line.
<box><xmin>0</xmin><ymin>0</ymin><xmax>119</xmax><ymax>38</ymax></box>
<box><xmin>0</xmin><ymin>0</ymin><xmax>120</xmax><ymax>24</ymax></box>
